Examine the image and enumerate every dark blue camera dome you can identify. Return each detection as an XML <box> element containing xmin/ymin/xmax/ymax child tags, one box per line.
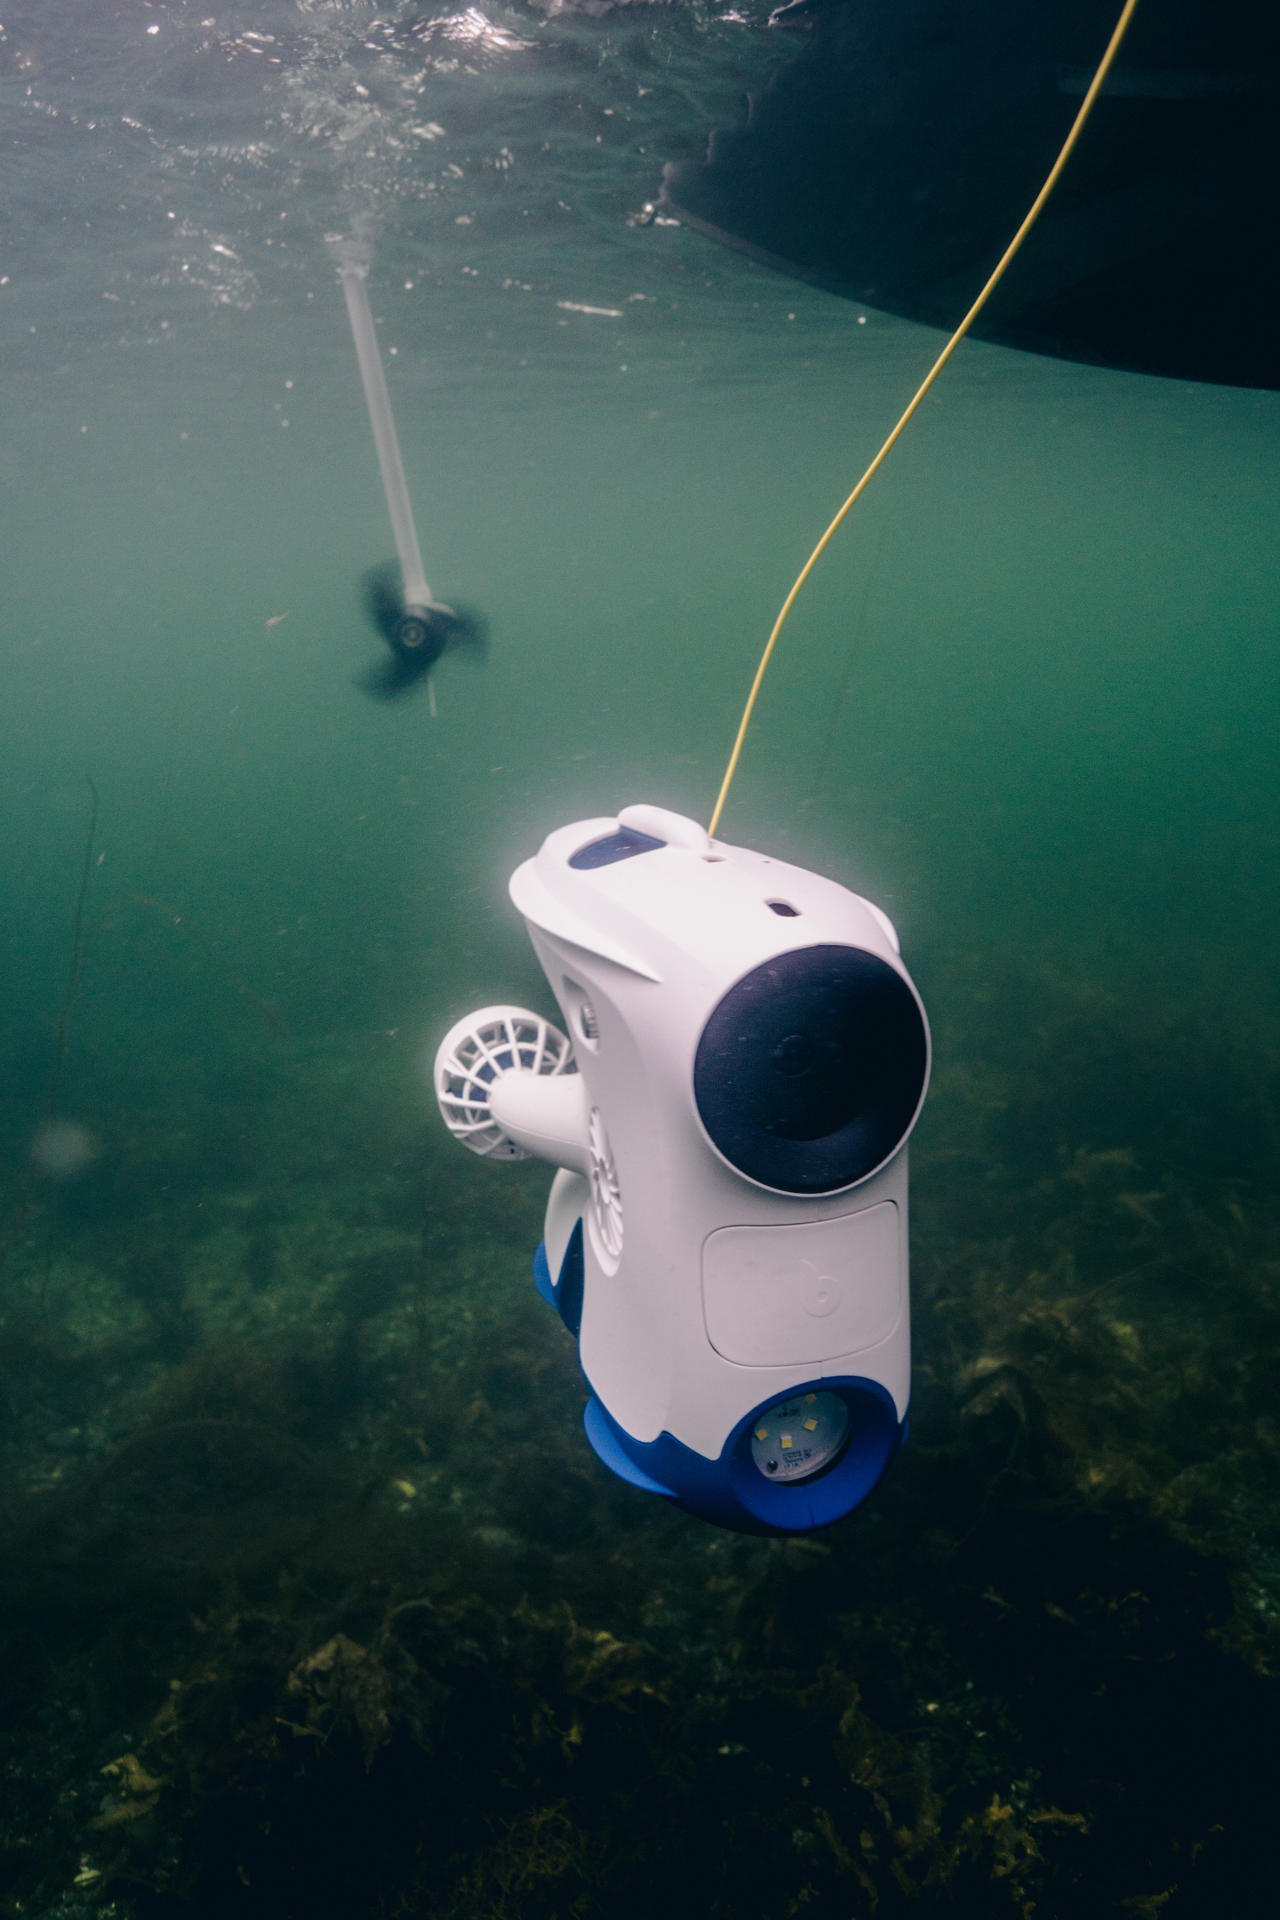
<box><xmin>693</xmin><ymin>944</ymin><xmax>928</xmax><ymax>1194</ymax></box>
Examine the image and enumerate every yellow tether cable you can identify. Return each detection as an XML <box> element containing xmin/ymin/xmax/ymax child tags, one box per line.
<box><xmin>707</xmin><ymin>0</ymin><xmax>1142</xmax><ymax>839</ymax></box>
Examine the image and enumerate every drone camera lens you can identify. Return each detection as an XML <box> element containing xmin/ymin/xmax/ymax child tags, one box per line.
<box><xmin>694</xmin><ymin>944</ymin><xmax>928</xmax><ymax>1193</ymax></box>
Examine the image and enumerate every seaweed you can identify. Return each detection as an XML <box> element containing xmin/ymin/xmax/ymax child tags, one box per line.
<box><xmin>1</xmin><ymin>953</ymin><xmax>1277</xmax><ymax>1918</ymax></box>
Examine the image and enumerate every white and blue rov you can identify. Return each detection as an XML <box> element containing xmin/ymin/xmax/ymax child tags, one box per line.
<box><xmin>433</xmin><ymin>804</ymin><xmax>930</xmax><ymax>1536</ymax></box>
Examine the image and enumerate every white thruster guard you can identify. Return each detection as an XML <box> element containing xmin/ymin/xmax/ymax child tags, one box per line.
<box><xmin>433</xmin><ymin>1006</ymin><xmax>575</xmax><ymax>1161</ymax></box>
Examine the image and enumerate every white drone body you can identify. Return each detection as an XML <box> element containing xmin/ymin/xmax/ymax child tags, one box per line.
<box><xmin>434</xmin><ymin>804</ymin><xmax>930</xmax><ymax>1534</ymax></box>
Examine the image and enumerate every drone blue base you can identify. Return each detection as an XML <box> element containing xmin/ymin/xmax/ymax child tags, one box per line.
<box><xmin>535</xmin><ymin>1234</ymin><xmax>906</xmax><ymax>1536</ymax></box>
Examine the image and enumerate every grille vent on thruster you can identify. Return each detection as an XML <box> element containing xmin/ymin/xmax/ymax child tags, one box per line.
<box><xmin>433</xmin><ymin>1006</ymin><xmax>575</xmax><ymax>1160</ymax></box>
<box><xmin>587</xmin><ymin>1106</ymin><xmax>623</xmax><ymax>1261</ymax></box>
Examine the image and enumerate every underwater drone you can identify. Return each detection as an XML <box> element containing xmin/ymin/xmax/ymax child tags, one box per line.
<box><xmin>433</xmin><ymin>804</ymin><xmax>930</xmax><ymax>1535</ymax></box>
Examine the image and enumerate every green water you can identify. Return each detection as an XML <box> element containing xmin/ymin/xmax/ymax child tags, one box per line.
<box><xmin>2</xmin><ymin>4</ymin><xmax>1277</xmax><ymax>1915</ymax></box>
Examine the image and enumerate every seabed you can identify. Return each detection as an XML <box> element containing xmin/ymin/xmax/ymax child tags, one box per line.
<box><xmin>1</xmin><ymin>937</ymin><xmax>1275</xmax><ymax>1920</ymax></box>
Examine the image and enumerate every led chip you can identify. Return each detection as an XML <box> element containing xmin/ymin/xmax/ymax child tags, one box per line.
<box><xmin>748</xmin><ymin>1389</ymin><xmax>853</xmax><ymax>1486</ymax></box>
